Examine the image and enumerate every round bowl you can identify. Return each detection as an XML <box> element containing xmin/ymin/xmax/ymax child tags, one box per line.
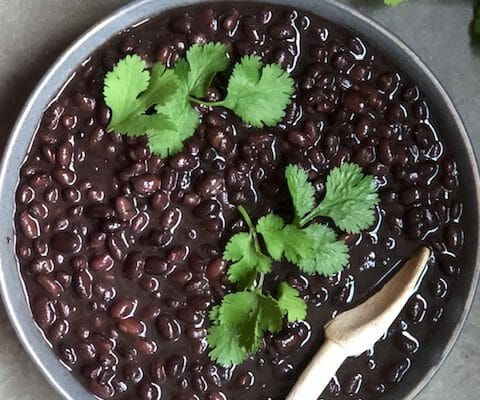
<box><xmin>0</xmin><ymin>1</ymin><xmax>479</xmax><ymax>399</ymax></box>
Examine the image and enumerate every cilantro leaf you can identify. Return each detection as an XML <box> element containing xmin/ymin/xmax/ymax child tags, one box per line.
<box><xmin>222</xmin><ymin>55</ymin><xmax>295</xmax><ymax>127</ymax></box>
<box><xmin>224</xmin><ymin>232</ymin><xmax>272</xmax><ymax>290</ymax></box>
<box><xmin>104</xmin><ymin>55</ymin><xmax>150</xmax><ymax>134</ymax></box>
<box><xmin>207</xmin><ymin>323</ymin><xmax>249</xmax><ymax>367</ymax></box>
<box><xmin>157</xmin><ymin>59</ymin><xmax>202</xmax><ymax>140</ymax></box>
<box><xmin>207</xmin><ymin>291</ymin><xmax>283</xmax><ymax>366</ymax></box>
<box><xmin>139</xmin><ymin>64</ymin><xmax>179</xmax><ymax>111</ymax></box>
<box><xmin>384</xmin><ymin>0</ymin><xmax>407</xmax><ymax>6</ymax></box>
<box><xmin>281</xmin><ymin>224</ymin><xmax>315</xmax><ymax>265</ymax></box>
<box><xmin>276</xmin><ymin>282</ymin><xmax>307</xmax><ymax>323</ymax></box>
<box><xmin>257</xmin><ymin>294</ymin><xmax>283</xmax><ymax>333</ymax></box>
<box><xmin>185</xmin><ymin>42</ymin><xmax>230</xmax><ymax>98</ymax></box>
<box><xmin>256</xmin><ymin>215</ymin><xmax>314</xmax><ymax>265</ymax></box>
<box><xmin>104</xmin><ymin>55</ymin><xmax>177</xmax><ymax>137</ymax></box>
<box><xmin>256</xmin><ymin>214</ymin><xmax>285</xmax><ymax>261</ymax></box>
<box><xmin>285</xmin><ymin>164</ymin><xmax>315</xmax><ymax>223</ymax></box>
<box><xmin>304</xmin><ymin>163</ymin><xmax>379</xmax><ymax>233</ymax></box>
<box><xmin>298</xmin><ymin>223</ymin><xmax>350</xmax><ymax>276</ymax></box>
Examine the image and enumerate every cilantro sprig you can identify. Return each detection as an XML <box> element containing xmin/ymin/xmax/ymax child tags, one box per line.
<box><xmin>103</xmin><ymin>43</ymin><xmax>294</xmax><ymax>157</ymax></box>
<box><xmin>207</xmin><ymin>162</ymin><xmax>379</xmax><ymax>366</ymax></box>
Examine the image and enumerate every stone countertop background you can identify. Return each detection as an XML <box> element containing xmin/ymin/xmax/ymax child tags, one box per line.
<box><xmin>0</xmin><ymin>0</ymin><xmax>479</xmax><ymax>398</ymax></box>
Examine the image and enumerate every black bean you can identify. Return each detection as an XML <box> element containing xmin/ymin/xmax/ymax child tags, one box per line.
<box><xmin>195</xmin><ymin>172</ymin><xmax>224</xmax><ymax>198</ymax></box>
<box><xmin>431</xmin><ymin>277</ymin><xmax>449</xmax><ymax>299</ymax></box>
<box><xmin>169</xmin><ymin>153</ymin><xmax>196</xmax><ymax>171</ymax></box>
<box><xmin>353</xmin><ymin>146</ymin><xmax>376</xmax><ymax>167</ymax></box>
<box><xmin>343</xmin><ymin>90</ymin><xmax>366</xmax><ymax>113</ymax></box>
<box><xmin>57</xmin><ymin>143</ymin><xmax>73</xmax><ymax>168</ymax></box>
<box><xmin>288</xmin><ymin>130</ymin><xmax>311</xmax><ymax>149</ymax></box>
<box><xmin>86</xmin><ymin>188</ymin><xmax>105</xmax><ymax>202</ymax></box>
<box><xmin>133</xmin><ymin>174</ymin><xmax>161</xmax><ymax>195</ymax></box>
<box><xmin>150</xmin><ymin>192</ymin><xmax>169</xmax><ymax>212</ymax></box>
<box><xmin>399</xmin><ymin>186</ymin><xmax>423</xmax><ymax>206</ymax></box>
<box><xmin>377</xmin><ymin>72</ymin><xmax>397</xmax><ymax>92</ymax></box>
<box><xmin>144</xmin><ymin>257</ymin><xmax>169</xmax><ymax>275</ymax></box>
<box><xmin>444</xmin><ymin>223</ymin><xmax>464</xmax><ymax>249</ymax></box>
<box><xmin>167</xmin><ymin>246</ymin><xmax>189</xmax><ymax>264</ymax></box>
<box><xmin>43</xmin><ymin>103</ymin><xmax>64</xmax><ymax>130</ymax></box>
<box><xmin>132</xmin><ymin>212</ymin><xmax>150</xmax><ymax>234</ymax></box>
<box><xmin>170</xmin><ymin>269</ymin><xmax>193</xmax><ymax>286</ymax></box>
<box><xmin>235</xmin><ymin>371</ymin><xmax>254</xmax><ymax>389</ymax></box>
<box><xmin>395</xmin><ymin>331</ymin><xmax>419</xmax><ymax>354</ymax></box>
<box><xmin>48</xmin><ymin>319</ymin><xmax>69</xmax><ymax>342</ymax></box>
<box><xmin>206</xmin><ymin>258</ymin><xmax>227</xmax><ymax>280</ymax></box>
<box><xmin>29</xmin><ymin>201</ymin><xmax>49</xmax><ymax>220</ymax></box>
<box><xmin>136</xmin><ymin>381</ymin><xmax>161</xmax><ymax>400</ymax></box>
<box><xmin>148</xmin><ymin>229</ymin><xmax>174</xmax><ymax>247</ymax></box>
<box><xmin>73</xmin><ymin>270</ymin><xmax>93</xmax><ymax>299</ymax></box>
<box><xmin>270</xmin><ymin>23</ymin><xmax>295</xmax><ymax>39</ymax></box>
<box><xmin>31</xmin><ymin>258</ymin><xmax>55</xmax><ymax>274</ymax></box>
<box><xmin>91</xmin><ymin>253</ymin><xmax>115</xmax><ymax>272</ymax></box>
<box><xmin>33</xmin><ymin>296</ymin><xmax>56</xmax><ymax>328</ymax></box>
<box><xmin>37</xmin><ymin>274</ymin><xmax>64</xmax><ymax>297</ymax></box>
<box><xmin>166</xmin><ymin>355</ymin><xmax>188</xmax><ymax>378</ymax></box>
<box><xmin>115</xmin><ymin>196</ymin><xmax>136</xmax><ymax>220</ymax></box>
<box><xmin>124</xmin><ymin>252</ymin><xmax>145</xmax><ymax>280</ymax></box>
<box><xmin>160</xmin><ymin>207</ymin><xmax>182</xmax><ymax>229</ymax></box>
<box><xmin>157</xmin><ymin>314</ymin><xmax>182</xmax><ymax>341</ymax></box>
<box><xmin>331</xmin><ymin>51</ymin><xmax>352</xmax><ymax>71</ymax></box>
<box><xmin>408</xmin><ymin>296</ymin><xmax>426</xmax><ymax>323</ymax></box>
<box><xmin>176</xmin><ymin>307</ymin><xmax>202</xmax><ymax>325</ymax></box>
<box><xmin>383</xmin><ymin>358</ymin><xmax>411</xmax><ymax>384</ymax></box>
<box><xmin>118</xmin><ymin>318</ymin><xmax>146</xmax><ymax>336</ymax></box>
<box><xmin>343</xmin><ymin>374</ymin><xmax>363</xmax><ymax>395</ymax></box>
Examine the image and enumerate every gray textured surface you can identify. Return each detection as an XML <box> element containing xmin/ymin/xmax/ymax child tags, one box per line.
<box><xmin>0</xmin><ymin>0</ymin><xmax>479</xmax><ymax>399</ymax></box>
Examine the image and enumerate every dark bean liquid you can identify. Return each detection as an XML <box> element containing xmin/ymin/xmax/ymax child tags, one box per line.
<box><xmin>14</xmin><ymin>2</ymin><xmax>465</xmax><ymax>400</ymax></box>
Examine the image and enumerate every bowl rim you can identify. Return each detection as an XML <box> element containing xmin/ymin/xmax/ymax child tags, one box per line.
<box><xmin>0</xmin><ymin>1</ymin><xmax>479</xmax><ymax>399</ymax></box>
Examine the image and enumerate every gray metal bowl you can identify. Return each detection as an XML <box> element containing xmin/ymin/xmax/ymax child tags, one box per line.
<box><xmin>0</xmin><ymin>0</ymin><xmax>478</xmax><ymax>399</ymax></box>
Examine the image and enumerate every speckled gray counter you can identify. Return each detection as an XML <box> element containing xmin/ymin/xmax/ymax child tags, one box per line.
<box><xmin>0</xmin><ymin>0</ymin><xmax>479</xmax><ymax>399</ymax></box>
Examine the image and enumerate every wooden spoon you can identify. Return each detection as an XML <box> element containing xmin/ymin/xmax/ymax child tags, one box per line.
<box><xmin>286</xmin><ymin>246</ymin><xmax>431</xmax><ymax>400</ymax></box>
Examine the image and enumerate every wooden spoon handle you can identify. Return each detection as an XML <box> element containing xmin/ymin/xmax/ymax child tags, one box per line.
<box><xmin>286</xmin><ymin>339</ymin><xmax>346</xmax><ymax>400</ymax></box>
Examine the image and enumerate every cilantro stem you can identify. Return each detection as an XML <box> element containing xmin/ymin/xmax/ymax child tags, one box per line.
<box><xmin>237</xmin><ymin>205</ymin><xmax>267</xmax><ymax>290</ymax></box>
<box><xmin>238</xmin><ymin>205</ymin><xmax>255</xmax><ymax>232</ymax></box>
<box><xmin>189</xmin><ymin>96</ymin><xmax>225</xmax><ymax>107</ymax></box>
<box><xmin>300</xmin><ymin>208</ymin><xmax>321</xmax><ymax>227</ymax></box>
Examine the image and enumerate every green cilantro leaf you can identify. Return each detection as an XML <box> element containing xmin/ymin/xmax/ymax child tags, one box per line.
<box><xmin>224</xmin><ymin>232</ymin><xmax>272</xmax><ymax>290</ymax></box>
<box><xmin>281</xmin><ymin>224</ymin><xmax>315</xmax><ymax>265</ymax></box>
<box><xmin>184</xmin><ymin>42</ymin><xmax>229</xmax><ymax>98</ymax></box>
<box><xmin>207</xmin><ymin>323</ymin><xmax>249</xmax><ymax>367</ymax></box>
<box><xmin>384</xmin><ymin>0</ymin><xmax>407</xmax><ymax>6</ymax></box>
<box><xmin>207</xmin><ymin>291</ymin><xmax>283</xmax><ymax>366</ymax></box>
<box><xmin>104</xmin><ymin>55</ymin><xmax>150</xmax><ymax>134</ymax></box>
<box><xmin>104</xmin><ymin>55</ymin><xmax>177</xmax><ymax>137</ymax></box>
<box><xmin>155</xmin><ymin>63</ymin><xmax>200</xmax><ymax>128</ymax></box>
<box><xmin>298</xmin><ymin>224</ymin><xmax>350</xmax><ymax>276</ymax></box>
<box><xmin>103</xmin><ymin>55</ymin><xmax>186</xmax><ymax>157</ymax></box>
<box><xmin>303</xmin><ymin>163</ymin><xmax>379</xmax><ymax>233</ymax></box>
<box><xmin>257</xmin><ymin>294</ymin><xmax>284</xmax><ymax>333</ymax></box>
<box><xmin>276</xmin><ymin>282</ymin><xmax>307</xmax><ymax>323</ymax></box>
<box><xmin>256</xmin><ymin>214</ymin><xmax>314</xmax><ymax>265</ymax></box>
<box><xmin>285</xmin><ymin>164</ymin><xmax>315</xmax><ymax>223</ymax></box>
<box><xmin>256</xmin><ymin>214</ymin><xmax>285</xmax><ymax>261</ymax></box>
<box><xmin>222</xmin><ymin>55</ymin><xmax>295</xmax><ymax>127</ymax></box>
